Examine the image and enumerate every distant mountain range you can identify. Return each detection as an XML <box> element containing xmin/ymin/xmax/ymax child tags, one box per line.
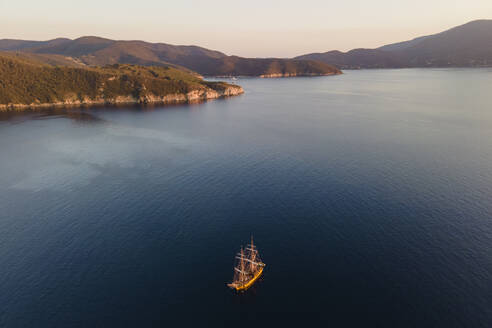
<box><xmin>0</xmin><ymin>37</ymin><xmax>340</xmax><ymax>77</ymax></box>
<box><xmin>296</xmin><ymin>20</ymin><xmax>492</xmax><ymax>69</ymax></box>
<box><xmin>1</xmin><ymin>19</ymin><xmax>490</xmax><ymax>75</ymax></box>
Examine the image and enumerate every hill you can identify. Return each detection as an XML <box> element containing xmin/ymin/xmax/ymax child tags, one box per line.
<box><xmin>295</xmin><ymin>20</ymin><xmax>492</xmax><ymax>68</ymax></box>
<box><xmin>0</xmin><ymin>37</ymin><xmax>341</xmax><ymax>77</ymax></box>
<box><xmin>295</xmin><ymin>49</ymin><xmax>405</xmax><ymax>69</ymax></box>
<box><xmin>0</xmin><ymin>52</ymin><xmax>243</xmax><ymax>110</ymax></box>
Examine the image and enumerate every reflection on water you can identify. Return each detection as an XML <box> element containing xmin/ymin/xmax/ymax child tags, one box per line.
<box><xmin>0</xmin><ymin>97</ymin><xmax>233</xmax><ymax>124</ymax></box>
<box><xmin>0</xmin><ymin>108</ymin><xmax>105</xmax><ymax>124</ymax></box>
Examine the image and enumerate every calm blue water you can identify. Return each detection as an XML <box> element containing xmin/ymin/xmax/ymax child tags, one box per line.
<box><xmin>1</xmin><ymin>69</ymin><xmax>492</xmax><ymax>327</ymax></box>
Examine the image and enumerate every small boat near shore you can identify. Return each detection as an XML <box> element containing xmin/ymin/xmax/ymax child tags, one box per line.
<box><xmin>227</xmin><ymin>237</ymin><xmax>265</xmax><ymax>291</ymax></box>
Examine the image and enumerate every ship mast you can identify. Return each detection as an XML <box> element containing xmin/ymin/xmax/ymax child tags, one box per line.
<box><xmin>249</xmin><ymin>236</ymin><xmax>257</xmax><ymax>272</ymax></box>
<box><xmin>232</xmin><ymin>247</ymin><xmax>248</xmax><ymax>285</ymax></box>
<box><xmin>239</xmin><ymin>246</ymin><xmax>246</xmax><ymax>283</ymax></box>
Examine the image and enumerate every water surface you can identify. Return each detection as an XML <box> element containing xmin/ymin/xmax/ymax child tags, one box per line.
<box><xmin>1</xmin><ymin>69</ymin><xmax>492</xmax><ymax>327</ymax></box>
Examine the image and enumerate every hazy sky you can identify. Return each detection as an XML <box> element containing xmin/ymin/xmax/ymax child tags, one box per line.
<box><xmin>1</xmin><ymin>0</ymin><xmax>491</xmax><ymax>57</ymax></box>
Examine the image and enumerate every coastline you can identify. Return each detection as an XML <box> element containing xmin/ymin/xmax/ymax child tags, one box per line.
<box><xmin>258</xmin><ymin>71</ymin><xmax>342</xmax><ymax>78</ymax></box>
<box><xmin>211</xmin><ymin>72</ymin><xmax>342</xmax><ymax>79</ymax></box>
<box><xmin>0</xmin><ymin>85</ymin><xmax>244</xmax><ymax>111</ymax></box>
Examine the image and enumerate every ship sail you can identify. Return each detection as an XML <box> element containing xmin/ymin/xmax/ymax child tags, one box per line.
<box><xmin>227</xmin><ymin>237</ymin><xmax>265</xmax><ymax>291</ymax></box>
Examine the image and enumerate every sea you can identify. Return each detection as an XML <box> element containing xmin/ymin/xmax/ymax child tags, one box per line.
<box><xmin>1</xmin><ymin>68</ymin><xmax>492</xmax><ymax>327</ymax></box>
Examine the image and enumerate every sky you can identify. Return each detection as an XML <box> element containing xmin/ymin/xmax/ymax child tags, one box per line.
<box><xmin>1</xmin><ymin>0</ymin><xmax>491</xmax><ymax>57</ymax></box>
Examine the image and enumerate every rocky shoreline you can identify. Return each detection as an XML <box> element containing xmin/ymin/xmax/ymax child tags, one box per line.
<box><xmin>259</xmin><ymin>72</ymin><xmax>342</xmax><ymax>78</ymax></box>
<box><xmin>213</xmin><ymin>72</ymin><xmax>342</xmax><ymax>78</ymax></box>
<box><xmin>0</xmin><ymin>85</ymin><xmax>244</xmax><ymax>111</ymax></box>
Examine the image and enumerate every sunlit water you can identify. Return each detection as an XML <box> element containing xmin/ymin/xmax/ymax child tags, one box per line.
<box><xmin>1</xmin><ymin>69</ymin><xmax>492</xmax><ymax>327</ymax></box>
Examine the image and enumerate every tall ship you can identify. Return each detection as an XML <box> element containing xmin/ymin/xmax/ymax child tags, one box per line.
<box><xmin>227</xmin><ymin>237</ymin><xmax>266</xmax><ymax>291</ymax></box>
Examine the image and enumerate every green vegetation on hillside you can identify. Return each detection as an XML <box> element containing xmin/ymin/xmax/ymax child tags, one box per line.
<box><xmin>0</xmin><ymin>53</ymin><xmax>239</xmax><ymax>107</ymax></box>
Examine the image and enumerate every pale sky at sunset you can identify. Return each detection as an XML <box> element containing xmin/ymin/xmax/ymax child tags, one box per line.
<box><xmin>1</xmin><ymin>0</ymin><xmax>491</xmax><ymax>57</ymax></box>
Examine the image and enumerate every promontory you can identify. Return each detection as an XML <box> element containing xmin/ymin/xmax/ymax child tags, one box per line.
<box><xmin>0</xmin><ymin>53</ymin><xmax>244</xmax><ymax>111</ymax></box>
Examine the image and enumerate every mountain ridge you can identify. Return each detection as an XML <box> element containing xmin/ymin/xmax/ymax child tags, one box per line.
<box><xmin>0</xmin><ymin>37</ymin><xmax>341</xmax><ymax>77</ymax></box>
<box><xmin>295</xmin><ymin>20</ymin><xmax>492</xmax><ymax>69</ymax></box>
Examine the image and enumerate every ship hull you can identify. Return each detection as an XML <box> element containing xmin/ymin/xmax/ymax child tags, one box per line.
<box><xmin>234</xmin><ymin>266</ymin><xmax>264</xmax><ymax>291</ymax></box>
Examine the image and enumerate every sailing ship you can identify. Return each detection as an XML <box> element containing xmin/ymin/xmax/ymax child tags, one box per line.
<box><xmin>227</xmin><ymin>237</ymin><xmax>265</xmax><ymax>291</ymax></box>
